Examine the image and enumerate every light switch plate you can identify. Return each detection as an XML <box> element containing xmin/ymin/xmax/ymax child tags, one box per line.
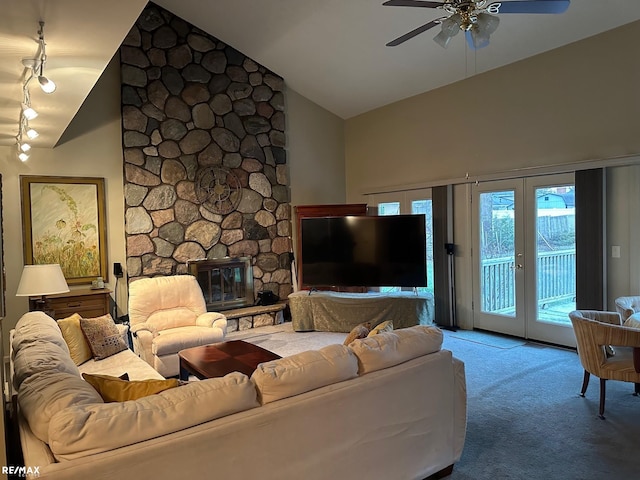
<box><xmin>612</xmin><ymin>245</ymin><xmax>621</xmax><ymax>258</ymax></box>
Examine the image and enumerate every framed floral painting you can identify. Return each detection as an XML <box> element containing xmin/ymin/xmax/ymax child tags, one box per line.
<box><xmin>20</xmin><ymin>176</ymin><xmax>108</xmax><ymax>285</ymax></box>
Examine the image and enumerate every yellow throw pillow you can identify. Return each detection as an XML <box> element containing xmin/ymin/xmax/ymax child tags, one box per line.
<box><xmin>343</xmin><ymin>322</ymin><xmax>371</xmax><ymax>345</ymax></box>
<box><xmin>82</xmin><ymin>373</ymin><xmax>179</xmax><ymax>402</ymax></box>
<box><xmin>58</xmin><ymin>314</ymin><xmax>93</xmax><ymax>366</ymax></box>
<box><xmin>368</xmin><ymin>320</ymin><xmax>394</xmax><ymax>337</ymax></box>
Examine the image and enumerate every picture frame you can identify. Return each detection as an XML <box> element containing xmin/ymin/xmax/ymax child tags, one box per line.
<box><xmin>20</xmin><ymin>176</ymin><xmax>108</xmax><ymax>285</ymax></box>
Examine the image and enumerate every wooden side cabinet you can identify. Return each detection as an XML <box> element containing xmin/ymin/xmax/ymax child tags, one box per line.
<box><xmin>294</xmin><ymin>204</ymin><xmax>368</xmax><ymax>292</ymax></box>
<box><xmin>31</xmin><ymin>288</ymin><xmax>112</xmax><ymax>320</ymax></box>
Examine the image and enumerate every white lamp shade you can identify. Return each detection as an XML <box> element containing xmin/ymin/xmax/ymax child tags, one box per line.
<box><xmin>16</xmin><ymin>264</ymin><xmax>69</xmax><ymax>297</ymax></box>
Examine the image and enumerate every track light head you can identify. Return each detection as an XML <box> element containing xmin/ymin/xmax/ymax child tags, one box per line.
<box><xmin>38</xmin><ymin>75</ymin><xmax>56</xmax><ymax>93</ymax></box>
<box><xmin>22</xmin><ymin>104</ymin><xmax>38</xmax><ymax>120</ymax></box>
<box><xmin>26</xmin><ymin>128</ymin><xmax>39</xmax><ymax>140</ymax></box>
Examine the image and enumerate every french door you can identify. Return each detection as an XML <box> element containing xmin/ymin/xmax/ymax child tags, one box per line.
<box><xmin>472</xmin><ymin>174</ymin><xmax>577</xmax><ymax>347</ymax></box>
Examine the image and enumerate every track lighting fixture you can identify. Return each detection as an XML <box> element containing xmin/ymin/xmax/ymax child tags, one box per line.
<box><xmin>16</xmin><ymin>20</ymin><xmax>55</xmax><ymax>161</ymax></box>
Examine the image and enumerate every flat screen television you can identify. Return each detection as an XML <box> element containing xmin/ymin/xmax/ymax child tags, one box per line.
<box><xmin>300</xmin><ymin>215</ymin><xmax>427</xmax><ymax>288</ymax></box>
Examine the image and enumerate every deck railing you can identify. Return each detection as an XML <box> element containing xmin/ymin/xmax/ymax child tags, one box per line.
<box><xmin>481</xmin><ymin>249</ymin><xmax>575</xmax><ymax>312</ymax></box>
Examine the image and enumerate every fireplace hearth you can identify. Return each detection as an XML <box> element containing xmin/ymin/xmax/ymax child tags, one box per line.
<box><xmin>188</xmin><ymin>257</ymin><xmax>254</xmax><ymax>311</ymax></box>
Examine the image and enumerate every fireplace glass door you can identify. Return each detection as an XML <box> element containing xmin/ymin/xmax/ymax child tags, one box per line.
<box><xmin>188</xmin><ymin>257</ymin><xmax>254</xmax><ymax>311</ymax></box>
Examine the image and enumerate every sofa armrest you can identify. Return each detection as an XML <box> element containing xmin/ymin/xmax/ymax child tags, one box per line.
<box><xmin>130</xmin><ymin>322</ymin><xmax>158</xmax><ymax>337</ymax></box>
<box><xmin>196</xmin><ymin>312</ymin><xmax>227</xmax><ymax>331</ymax></box>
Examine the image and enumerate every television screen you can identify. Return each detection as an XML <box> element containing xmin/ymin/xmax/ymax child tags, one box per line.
<box><xmin>300</xmin><ymin>215</ymin><xmax>427</xmax><ymax>288</ymax></box>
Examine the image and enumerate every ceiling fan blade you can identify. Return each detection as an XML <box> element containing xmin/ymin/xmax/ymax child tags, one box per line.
<box><xmin>486</xmin><ymin>0</ymin><xmax>570</xmax><ymax>15</ymax></box>
<box><xmin>386</xmin><ymin>19</ymin><xmax>441</xmax><ymax>46</ymax></box>
<box><xmin>382</xmin><ymin>0</ymin><xmax>445</xmax><ymax>8</ymax></box>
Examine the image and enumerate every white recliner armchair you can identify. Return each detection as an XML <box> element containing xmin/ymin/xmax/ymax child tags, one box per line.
<box><xmin>614</xmin><ymin>296</ymin><xmax>640</xmax><ymax>323</ymax></box>
<box><xmin>128</xmin><ymin>275</ymin><xmax>227</xmax><ymax>377</ymax></box>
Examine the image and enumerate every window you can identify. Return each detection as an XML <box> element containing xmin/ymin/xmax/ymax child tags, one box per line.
<box><xmin>373</xmin><ymin>190</ymin><xmax>434</xmax><ymax>294</ymax></box>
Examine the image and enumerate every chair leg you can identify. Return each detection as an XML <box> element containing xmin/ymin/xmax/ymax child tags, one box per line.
<box><xmin>599</xmin><ymin>378</ymin><xmax>606</xmax><ymax>419</ymax></box>
<box><xmin>634</xmin><ymin>383</ymin><xmax>640</xmax><ymax>396</ymax></box>
<box><xmin>580</xmin><ymin>370</ymin><xmax>590</xmax><ymax>396</ymax></box>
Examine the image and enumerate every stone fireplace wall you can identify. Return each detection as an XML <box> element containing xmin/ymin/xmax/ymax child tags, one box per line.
<box><xmin>120</xmin><ymin>3</ymin><xmax>292</xmax><ymax>302</ymax></box>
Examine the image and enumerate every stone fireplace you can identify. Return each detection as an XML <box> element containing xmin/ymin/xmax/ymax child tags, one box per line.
<box><xmin>121</xmin><ymin>3</ymin><xmax>293</xmax><ymax>309</ymax></box>
<box><xmin>187</xmin><ymin>257</ymin><xmax>254</xmax><ymax>311</ymax></box>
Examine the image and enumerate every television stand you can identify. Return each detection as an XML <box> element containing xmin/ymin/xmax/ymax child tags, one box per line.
<box><xmin>288</xmin><ymin>290</ymin><xmax>434</xmax><ymax>333</ymax></box>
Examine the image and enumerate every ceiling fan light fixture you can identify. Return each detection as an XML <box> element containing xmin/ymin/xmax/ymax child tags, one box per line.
<box><xmin>469</xmin><ymin>28</ymin><xmax>491</xmax><ymax>49</ymax></box>
<box><xmin>433</xmin><ymin>13</ymin><xmax>462</xmax><ymax>48</ymax></box>
<box><xmin>441</xmin><ymin>13</ymin><xmax>462</xmax><ymax>36</ymax></box>
<box><xmin>433</xmin><ymin>30</ymin><xmax>453</xmax><ymax>48</ymax></box>
<box><xmin>20</xmin><ymin>142</ymin><xmax>31</xmax><ymax>152</ymax></box>
<box><xmin>18</xmin><ymin>152</ymin><xmax>30</xmax><ymax>162</ymax></box>
<box><xmin>477</xmin><ymin>12</ymin><xmax>500</xmax><ymax>36</ymax></box>
<box><xmin>468</xmin><ymin>13</ymin><xmax>499</xmax><ymax>49</ymax></box>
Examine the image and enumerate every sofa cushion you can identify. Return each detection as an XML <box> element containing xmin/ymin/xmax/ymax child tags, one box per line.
<box><xmin>12</xmin><ymin>311</ymin><xmax>70</xmax><ymax>354</ymax></box>
<box><xmin>348</xmin><ymin>325</ymin><xmax>443</xmax><ymax>375</ymax></box>
<box><xmin>152</xmin><ymin>326</ymin><xmax>225</xmax><ymax>356</ymax></box>
<box><xmin>251</xmin><ymin>344</ymin><xmax>358</xmax><ymax>404</ymax></box>
<box><xmin>18</xmin><ymin>371</ymin><xmax>104</xmax><ymax>443</ymax></box>
<box><xmin>368</xmin><ymin>320</ymin><xmax>394</xmax><ymax>336</ymax></box>
<box><xmin>12</xmin><ymin>340</ymin><xmax>80</xmax><ymax>392</ymax></box>
<box><xmin>48</xmin><ymin>372</ymin><xmax>259</xmax><ymax>460</ymax></box>
<box><xmin>82</xmin><ymin>373</ymin><xmax>179</xmax><ymax>402</ymax></box>
<box><xmin>78</xmin><ymin>348</ymin><xmax>165</xmax><ymax>381</ymax></box>
<box><xmin>80</xmin><ymin>314</ymin><xmax>128</xmax><ymax>360</ymax></box>
<box><xmin>58</xmin><ymin>313</ymin><xmax>93</xmax><ymax>366</ymax></box>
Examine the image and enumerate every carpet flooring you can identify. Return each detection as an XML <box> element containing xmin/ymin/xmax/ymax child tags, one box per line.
<box><xmin>230</xmin><ymin>322</ymin><xmax>640</xmax><ymax>479</ymax></box>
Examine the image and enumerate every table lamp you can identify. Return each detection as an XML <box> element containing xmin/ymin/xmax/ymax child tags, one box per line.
<box><xmin>16</xmin><ymin>264</ymin><xmax>70</xmax><ymax>310</ymax></box>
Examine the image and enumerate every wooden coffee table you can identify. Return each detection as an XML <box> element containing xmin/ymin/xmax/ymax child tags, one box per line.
<box><xmin>178</xmin><ymin>340</ymin><xmax>281</xmax><ymax>381</ymax></box>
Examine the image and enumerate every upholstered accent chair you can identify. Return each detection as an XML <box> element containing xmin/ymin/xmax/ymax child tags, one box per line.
<box><xmin>128</xmin><ymin>275</ymin><xmax>227</xmax><ymax>377</ymax></box>
<box><xmin>568</xmin><ymin>310</ymin><xmax>640</xmax><ymax>418</ymax></box>
<box><xmin>614</xmin><ymin>295</ymin><xmax>640</xmax><ymax>322</ymax></box>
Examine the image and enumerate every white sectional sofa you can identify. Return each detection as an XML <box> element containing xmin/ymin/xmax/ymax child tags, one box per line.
<box><xmin>11</xmin><ymin>311</ymin><xmax>467</xmax><ymax>480</ymax></box>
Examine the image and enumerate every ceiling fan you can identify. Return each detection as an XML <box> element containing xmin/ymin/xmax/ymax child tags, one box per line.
<box><xmin>384</xmin><ymin>0</ymin><xmax>570</xmax><ymax>50</ymax></box>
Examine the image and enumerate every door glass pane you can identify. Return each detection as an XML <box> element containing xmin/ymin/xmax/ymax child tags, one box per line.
<box><xmin>411</xmin><ymin>200</ymin><xmax>434</xmax><ymax>294</ymax></box>
<box><xmin>378</xmin><ymin>202</ymin><xmax>400</xmax><ymax>215</ymax></box>
<box><xmin>479</xmin><ymin>191</ymin><xmax>516</xmax><ymax>317</ymax></box>
<box><xmin>535</xmin><ymin>185</ymin><xmax>576</xmax><ymax>325</ymax></box>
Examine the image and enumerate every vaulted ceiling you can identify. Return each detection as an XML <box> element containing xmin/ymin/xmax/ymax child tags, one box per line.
<box><xmin>2</xmin><ymin>0</ymin><xmax>640</xmax><ymax>149</ymax></box>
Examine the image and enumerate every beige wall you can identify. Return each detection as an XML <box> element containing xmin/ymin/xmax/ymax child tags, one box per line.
<box><xmin>0</xmin><ymin>56</ymin><xmax>127</xmax><ymax>343</ymax></box>
<box><xmin>286</xmin><ymin>88</ymin><xmax>345</xmax><ymax>207</ymax></box>
<box><xmin>606</xmin><ymin>164</ymin><xmax>640</xmax><ymax>310</ymax></box>
<box><xmin>344</xmin><ymin>21</ymin><xmax>640</xmax><ymax>200</ymax></box>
